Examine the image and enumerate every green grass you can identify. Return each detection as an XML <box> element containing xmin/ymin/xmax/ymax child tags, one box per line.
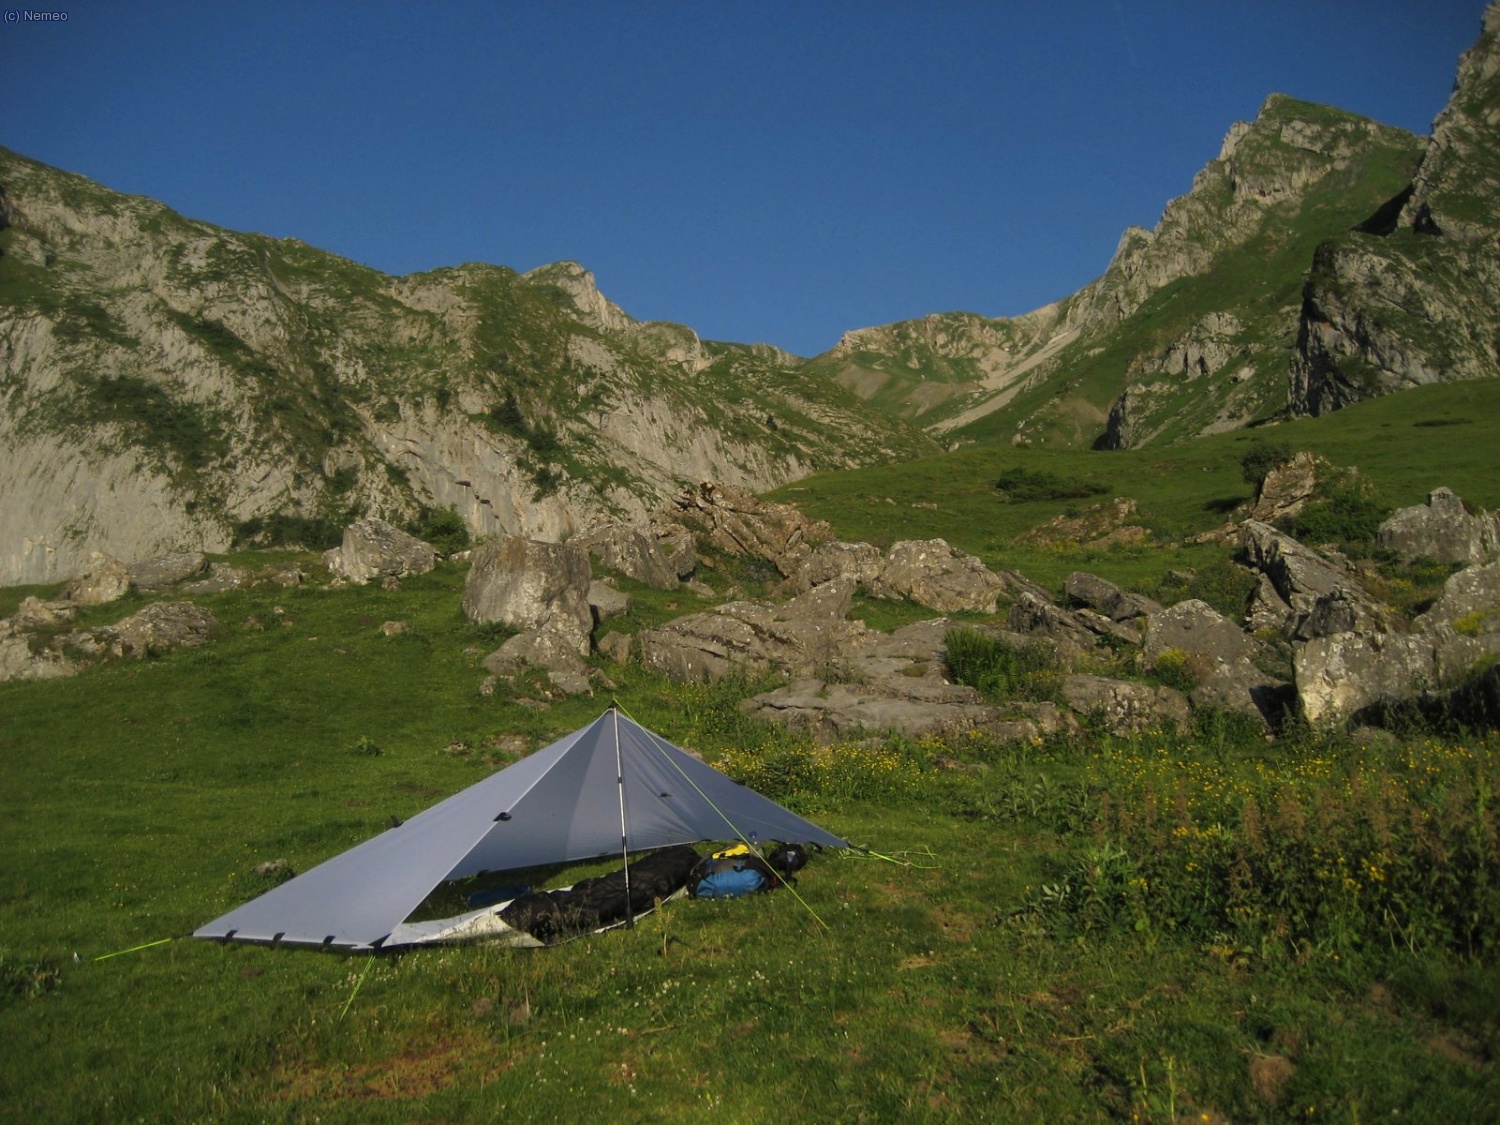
<box><xmin>3</xmin><ymin>548</ymin><xmax>1499</xmax><ymax>1121</ymax></box>
<box><xmin>770</xmin><ymin>379</ymin><xmax>1500</xmax><ymax>594</ymax></box>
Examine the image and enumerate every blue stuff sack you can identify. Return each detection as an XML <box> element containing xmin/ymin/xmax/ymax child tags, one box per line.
<box><xmin>691</xmin><ymin>864</ymin><xmax>766</xmax><ymax>899</ymax></box>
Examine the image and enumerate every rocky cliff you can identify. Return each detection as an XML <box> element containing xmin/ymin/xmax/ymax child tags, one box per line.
<box><xmin>811</xmin><ymin>95</ymin><xmax>1426</xmax><ymax>450</ymax></box>
<box><xmin>0</xmin><ymin>151</ymin><xmax>934</xmax><ymax>585</ymax></box>
<box><xmin>813</xmin><ymin>7</ymin><xmax>1500</xmax><ymax>451</ymax></box>
<box><xmin>1289</xmin><ymin>2</ymin><xmax>1500</xmax><ymax>415</ymax></box>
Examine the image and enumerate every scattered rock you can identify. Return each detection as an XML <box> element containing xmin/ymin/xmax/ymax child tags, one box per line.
<box><xmin>650</xmin><ymin>521</ymin><xmax>698</xmax><ymax>579</ymax></box>
<box><xmin>128</xmin><ymin>552</ymin><xmax>208</xmax><ymax>593</ymax></box>
<box><xmin>483</xmin><ymin>629</ymin><xmax>594</xmax><ymax>696</ymax></box>
<box><xmin>1062</xmin><ymin>571</ymin><xmax>1163</xmax><ymax>621</ymax></box>
<box><xmin>323</xmin><ymin>517</ymin><xmax>439</xmax><ymax>585</ymax></box>
<box><xmin>587</xmin><ymin>580</ymin><xmax>632</xmax><ymax>624</ymax></box>
<box><xmin>1245</xmin><ymin>574</ymin><xmax>1294</xmax><ymax>634</ymax></box>
<box><xmin>597</xmin><ymin>630</ymin><xmax>635</xmax><ymax>664</ymax></box>
<box><xmin>62</xmin><ymin>552</ymin><xmax>131</xmax><ymax>606</ymax></box>
<box><xmin>265</xmin><ymin>564</ymin><xmax>305</xmax><ymax>587</ymax></box>
<box><xmin>110</xmin><ymin>601</ymin><xmax>219</xmax><ymax>657</ymax></box>
<box><xmin>1242</xmin><ymin>520</ymin><xmax>1388</xmax><ymax>638</ymax></box>
<box><xmin>1249</xmin><ymin>452</ymin><xmax>1319</xmax><ymax>523</ymax></box>
<box><xmin>790</xmin><ymin>540</ymin><xmax>885</xmax><ymax>593</ymax></box>
<box><xmin>1144</xmin><ymin>599</ymin><xmax>1287</xmax><ymax>727</ymax></box>
<box><xmin>869</xmin><ymin>539</ymin><xmax>1008</xmax><ymax>614</ymax></box>
<box><xmin>380</xmin><ymin>620</ymin><xmax>411</xmax><ymax>636</ymax></box>
<box><xmin>1017</xmin><ymin>497</ymin><xmax>1151</xmax><ymax>548</ymax></box>
<box><xmin>575</xmin><ymin>522</ymin><xmax>679</xmax><ymax>590</ymax></box>
<box><xmin>1376</xmin><ymin>487</ymin><xmax>1500</xmax><ymax>566</ymax></box>
<box><xmin>0</xmin><ymin>624</ymin><xmax>76</xmax><ymax>683</ymax></box>
<box><xmin>462</xmin><ymin>536</ymin><xmax>593</xmax><ymax>656</ymax></box>
<box><xmin>637</xmin><ymin>575</ymin><xmax>865</xmax><ymax>682</ymax></box>
<box><xmin>12</xmin><ymin>596</ymin><xmax>74</xmax><ymax>630</ymax></box>
<box><xmin>181</xmin><ymin>562</ymin><xmax>243</xmax><ymax>595</ymax></box>
<box><xmin>673</xmin><ymin>481</ymin><xmax>834</xmax><ymax>578</ymax></box>
<box><xmin>1008</xmin><ymin>591</ymin><xmax>1138</xmax><ymax>657</ymax></box>
<box><xmin>1060</xmin><ymin>674</ymin><xmax>1191</xmax><ymax>736</ymax></box>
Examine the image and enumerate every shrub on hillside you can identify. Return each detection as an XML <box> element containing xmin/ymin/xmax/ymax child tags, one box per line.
<box><xmin>995</xmin><ymin>466</ymin><xmax>1107</xmax><ymax>503</ymax></box>
<box><xmin>1239</xmin><ymin>440</ymin><xmax>1295</xmax><ymax>488</ymax></box>
<box><xmin>1282</xmin><ymin>475</ymin><xmax>1391</xmax><ymax>547</ymax></box>
<box><xmin>411</xmin><ymin>505</ymin><xmax>470</xmax><ymax>555</ymax></box>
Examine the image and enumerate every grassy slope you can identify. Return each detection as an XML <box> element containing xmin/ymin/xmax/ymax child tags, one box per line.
<box><xmin>771</xmin><ymin>378</ymin><xmax>1500</xmax><ymax>592</ymax></box>
<box><xmin>2</xmin><ymin>560</ymin><xmax>1497</xmax><ymax>1121</ymax></box>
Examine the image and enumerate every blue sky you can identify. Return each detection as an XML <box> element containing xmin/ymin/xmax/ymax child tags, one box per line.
<box><xmin>1</xmin><ymin>1</ymin><xmax>1487</xmax><ymax>356</ymax></box>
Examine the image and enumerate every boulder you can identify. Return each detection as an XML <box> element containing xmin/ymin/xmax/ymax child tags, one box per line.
<box><xmin>868</xmin><ymin>539</ymin><xmax>1007</xmax><ymax>614</ymax></box>
<box><xmin>574</xmin><ymin>522</ymin><xmax>679</xmax><ymax>590</ymax></box>
<box><xmin>1017</xmin><ymin>497</ymin><xmax>1151</xmax><ymax>548</ymax></box>
<box><xmin>1249</xmin><ymin>452</ymin><xmax>1319</xmax><ymax>523</ymax></box>
<box><xmin>62</xmin><ymin>552</ymin><xmax>130</xmax><ymax>606</ymax></box>
<box><xmin>597</xmin><ymin>631</ymin><xmax>635</xmax><ymax>664</ymax></box>
<box><xmin>1062</xmin><ymin>572</ymin><xmax>1163</xmax><ymax>621</ymax></box>
<box><xmin>1375</xmin><ymin>488</ymin><xmax>1500</xmax><ymax>566</ymax></box>
<box><xmin>1144</xmin><ymin>599</ymin><xmax>1287</xmax><ymax>726</ymax></box>
<box><xmin>129</xmin><ymin>552</ymin><xmax>208</xmax><ymax>593</ymax></box>
<box><xmin>181</xmin><ymin>562</ymin><xmax>244</xmax><ymax>595</ymax></box>
<box><xmin>587</xmin><ymin>580</ymin><xmax>632</xmax><ymax>624</ymax></box>
<box><xmin>1060</xmin><ymin>674</ymin><xmax>1191</xmax><ymax>736</ymax></box>
<box><xmin>1294</xmin><ymin>632</ymin><xmax>1438</xmax><ymax>728</ymax></box>
<box><xmin>1245</xmin><ymin>574</ymin><xmax>1295</xmax><ymax>634</ymax></box>
<box><xmin>1008</xmin><ymin>590</ymin><xmax>1139</xmax><ymax>655</ymax></box>
<box><xmin>110</xmin><ymin>601</ymin><xmax>219</xmax><ymax>657</ymax></box>
<box><xmin>672</xmin><ymin>481</ymin><xmax>834</xmax><ymax>578</ymax></box>
<box><xmin>1242</xmin><ymin>520</ymin><xmax>1388</xmax><ymax>638</ymax></box>
<box><xmin>0</xmin><ymin>623</ymin><xmax>76</xmax><ymax>683</ymax></box>
<box><xmin>790</xmin><ymin>540</ymin><xmax>886</xmax><ymax>593</ymax></box>
<box><xmin>636</xmin><ymin>575</ymin><xmax>863</xmax><ymax>682</ymax></box>
<box><xmin>462</xmin><ymin>537</ymin><xmax>593</xmax><ymax>656</ymax></box>
<box><xmin>650</xmin><ymin>521</ymin><xmax>698</xmax><ymax>579</ymax></box>
<box><xmin>1294</xmin><ymin>562</ymin><xmax>1500</xmax><ymax>728</ymax></box>
<box><xmin>323</xmin><ymin>518</ymin><xmax>439</xmax><ymax>585</ymax></box>
<box><xmin>743</xmin><ymin>677</ymin><xmax>1076</xmax><ymax>743</ymax></box>
<box><xmin>12</xmin><ymin>596</ymin><xmax>75</xmax><ymax>630</ymax></box>
<box><xmin>484</xmin><ymin>628</ymin><xmax>594</xmax><ymax>696</ymax></box>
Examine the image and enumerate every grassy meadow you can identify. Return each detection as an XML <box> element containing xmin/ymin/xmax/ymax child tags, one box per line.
<box><xmin>771</xmin><ymin>379</ymin><xmax>1500</xmax><ymax>592</ymax></box>
<box><xmin>5</xmin><ymin>388</ymin><xmax>1500</xmax><ymax>1121</ymax></box>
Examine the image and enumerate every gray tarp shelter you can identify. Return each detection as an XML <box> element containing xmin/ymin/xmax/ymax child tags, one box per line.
<box><xmin>194</xmin><ymin>708</ymin><xmax>846</xmax><ymax>951</ymax></box>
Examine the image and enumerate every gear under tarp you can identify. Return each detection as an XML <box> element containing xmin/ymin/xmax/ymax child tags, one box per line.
<box><xmin>194</xmin><ymin>709</ymin><xmax>845</xmax><ymax>951</ymax></box>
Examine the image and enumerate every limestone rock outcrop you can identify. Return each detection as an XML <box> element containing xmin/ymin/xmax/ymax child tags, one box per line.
<box><xmin>574</xmin><ymin>522</ymin><xmax>679</xmax><ymax>591</ymax></box>
<box><xmin>324</xmin><ymin>519</ymin><xmax>440</xmax><ymax>585</ymax></box>
<box><xmin>61</xmin><ymin>553</ymin><xmax>131</xmax><ymax>606</ymax></box>
<box><xmin>1143</xmin><ymin>599</ymin><xmax>1288</xmax><ymax>726</ymax></box>
<box><xmin>1060</xmin><ymin>674</ymin><xmax>1191</xmax><ymax>736</ymax></box>
<box><xmin>637</xmin><ymin>575</ymin><xmax>862</xmax><ymax>683</ymax></box>
<box><xmin>107</xmin><ymin>601</ymin><xmax>220</xmax><ymax>657</ymax></box>
<box><xmin>1062</xmin><ymin>571</ymin><xmax>1162</xmax><ymax>622</ymax></box>
<box><xmin>462</xmin><ymin>537</ymin><xmax>593</xmax><ymax>656</ymax></box>
<box><xmin>1375</xmin><ymin>488</ymin><xmax>1499</xmax><ymax>566</ymax></box>
<box><xmin>868</xmin><ymin>539</ymin><xmax>1008</xmax><ymax>615</ymax></box>
<box><xmin>672</xmin><ymin>482</ymin><xmax>835</xmax><ymax>578</ymax></box>
<box><xmin>129</xmin><ymin>552</ymin><xmax>209</xmax><ymax>593</ymax></box>
<box><xmin>1242</xmin><ymin>521</ymin><xmax>1389</xmax><ymax>640</ymax></box>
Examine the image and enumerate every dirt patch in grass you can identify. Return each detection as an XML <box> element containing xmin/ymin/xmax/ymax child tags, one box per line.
<box><xmin>1249</xmin><ymin>1052</ymin><xmax>1297</xmax><ymax>1106</ymax></box>
<box><xmin>272</xmin><ymin>1029</ymin><xmax>512</xmax><ymax>1103</ymax></box>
